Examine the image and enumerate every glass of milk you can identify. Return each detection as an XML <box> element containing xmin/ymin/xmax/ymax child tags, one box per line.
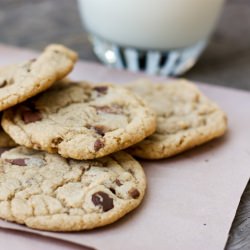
<box><xmin>78</xmin><ymin>0</ymin><xmax>225</xmax><ymax>76</ymax></box>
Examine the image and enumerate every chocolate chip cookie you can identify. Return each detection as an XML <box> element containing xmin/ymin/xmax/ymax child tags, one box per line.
<box><xmin>2</xmin><ymin>81</ymin><xmax>156</xmax><ymax>159</ymax></box>
<box><xmin>0</xmin><ymin>44</ymin><xmax>77</xmax><ymax>111</ymax></box>
<box><xmin>0</xmin><ymin>146</ymin><xmax>146</xmax><ymax>231</ymax></box>
<box><xmin>127</xmin><ymin>79</ymin><xmax>227</xmax><ymax>159</ymax></box>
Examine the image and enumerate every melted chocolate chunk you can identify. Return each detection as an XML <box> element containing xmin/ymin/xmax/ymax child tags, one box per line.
<box><xmin>6</xmin><ymin>158</ymin><xmax>27</xmax><ymax>166</ymax></box>
<box><xmin>129</xmin><ymin>188</ymin><xmax>140</xmax><ymax>199</ymax></box>
<box><xmin>51</xmin><ymin>137</ymin><xmax>63</xmax><ymax>147</ymax></box>
<box><xmin>92</xmin><ymin>191</ymin><xmax>114</xmax><ymax>212</ymax></box>
<box><xmin>115</xmin><ymin>179</ymin><xmax>122</xmax><ymax>186</ymax></box>
<box><xmin>93</xmin><ymin>86</ymin><xmax>108</xmax><ymax>94</ymax></box>
<box><xmin>93</xmin><ymin>125</ymin><xmax>107</xmax><ymax>136</ymax></box>
<box><xmin>22</xmin><ymin>109</ymin><xmax>42</xmax><ymax>124</ymax></box>
<box><xmin>86</xmin><ymin>124</ymin><xmax>108</xmax><ymax>137</ymax></box>
<box><xmin>94</xmin><ymin>139</ymin><xmax>105</xmax><ymax>151</ymax></box>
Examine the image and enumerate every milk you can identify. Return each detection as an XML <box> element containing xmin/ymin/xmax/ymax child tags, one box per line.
<box><xmin>78</xmin><ymin>0</ymin><xmax>225</xmax><ymax>50</ymax></box>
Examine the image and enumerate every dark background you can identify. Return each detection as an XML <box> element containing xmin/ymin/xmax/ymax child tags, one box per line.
<box><xmin>0</xmin><ymin>0</ymin><xmax>249</xmax><ymax>90</ymax></box>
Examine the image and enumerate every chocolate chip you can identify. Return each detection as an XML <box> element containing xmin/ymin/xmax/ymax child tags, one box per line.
<box><xmin>51</xmin><ymin>137</ymin><xmax>63</xmax><ymax>147</ymax></box>
<box><xmin>109</xmin><ymin>188</ymin><xmax>116</xmax><ymax>194</ymax></box>
<box><xmin>22</xmin><ymin>110</ymin><xmax>42</xmax><ymax>124</ymax></box>
<box><xmin>30</xmin><ymin>58</ymin><xmax>37</xmax><ymax>63</ymax></box>
<box><xmin>86</xmin><ymin>124</ymin><xmax>109</xmax><ymax>136</ymax></box>
<box><xmin>92</xmin><ymin>191</ymin><xmax>114</xmax><ymax>212</ymax></box>
<box><xmin>0</xmin><ymin>80</ymin><xmax>7</xmax><ymax>88</ymax></box>
<box><xmin>93</xmin><ymin>86</ymin><xmax>108</xmax><ymax>94</ymax></box>
<box><xmin>129</xmin><ymin>188</ymin><xmax>140</xmax><ymax>199</ymax></box>
<box><xmin>115</xmin><ymin>179</ymin><xmax>122</xmax><ymax>186</ymax></box>
<box><xmin>6</xmin><ymin>158</ymin><xmax>27</xmax><ymax>166</ymax></box>
<box><xmin>94</xmin><ymin>139</ymin><xmax>105</xmax><ymax>151</ymax></box>
<box><xmin>93</xmin><ymin>125</ymin><xmax>107</xmax><ymax>136</ymax></box>
<box><xmin>0</xmin><ymin>147</ymin><xmax>12</xmax><ymax>156</ymax></box>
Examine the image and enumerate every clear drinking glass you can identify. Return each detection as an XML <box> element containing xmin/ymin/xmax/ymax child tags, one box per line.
<box><xmin>78</xmin><ymin>0</ymin><xmax>225</xmax><ymax>76</ymax></box>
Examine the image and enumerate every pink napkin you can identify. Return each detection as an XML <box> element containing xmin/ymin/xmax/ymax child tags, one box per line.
<box><xmin>0</xmin><ymin>44</ymin><xmax>250</xmax><ymax>250</ymax></box>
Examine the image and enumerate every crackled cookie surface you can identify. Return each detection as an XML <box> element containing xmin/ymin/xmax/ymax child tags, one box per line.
<box><xmin>0</xmin><ymin>146</ymin><xmax>146</xmax><ymax>231</ymax></box>
<box><xmin>2</xmin><ymin>81</ymin><xmax>156</xmax><ymax>159</ymax></box>
<box><xmin>127</xmin><ymin>79</ymin><xmax>227</xmax><ymax>159</ymax></box>
<box><xmin>0</xmin><ymin>44</ymin><xmax>77</xmax><ymax>111</ymax></box>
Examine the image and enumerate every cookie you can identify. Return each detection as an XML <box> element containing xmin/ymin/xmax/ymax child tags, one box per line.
<box><xmin>2</xmin><ymin>81</ymin><xmax>156</xmax><ymax>159</ymax></box>
<box><xmin>126</xmin><ymin>79</ymin><xmax>227</xmax><ymax>159</ymax></box>
<box><xmin>0</xmin><ymin>146</ymin><xmax>146</xmax><ymax>231</ymax></box>
<box><xmin>0</xmin><ymin>44</ymin><xmax>77</xmax><ymax>111</ymax></box>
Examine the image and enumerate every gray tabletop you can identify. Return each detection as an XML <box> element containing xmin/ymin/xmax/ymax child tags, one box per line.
<box><xmin>0</xmin><ymin>0</ymin><xmax>250</xmax><ymax>249</ymax></box>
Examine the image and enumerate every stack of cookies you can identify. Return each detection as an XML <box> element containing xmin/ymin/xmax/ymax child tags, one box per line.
<box><xmin>0</xmin><ymin>44</ymin><xmax>227</xmax><ymax>232</ymax></box>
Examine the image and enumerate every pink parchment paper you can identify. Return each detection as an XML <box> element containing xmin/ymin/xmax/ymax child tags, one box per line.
<box><xmin>0</xmin><ymin>45</ymin><xmax>250</xmax><ymax>250</ymax></box>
